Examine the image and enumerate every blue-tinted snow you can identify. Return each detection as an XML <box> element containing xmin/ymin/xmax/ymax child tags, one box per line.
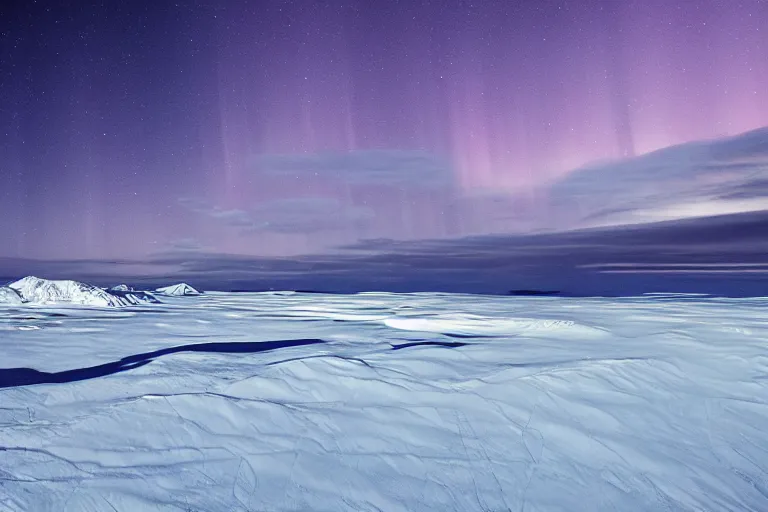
<box><xmin>1</xmin><ymin>291</ymin><xmax>767</xmax><ymax>511</ymax></box>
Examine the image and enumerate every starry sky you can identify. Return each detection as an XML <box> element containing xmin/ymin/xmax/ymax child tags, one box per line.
<box><xmin>1</xmin><ymin>0</ymin><xmax>767</xmax><ymax>263</ymax></box>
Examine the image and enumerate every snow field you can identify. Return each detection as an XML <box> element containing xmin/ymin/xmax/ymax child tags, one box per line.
<box><xmin>1</xmin><ymin>291</ymin><xmax>767</xmax><ymax>511</ymax></box>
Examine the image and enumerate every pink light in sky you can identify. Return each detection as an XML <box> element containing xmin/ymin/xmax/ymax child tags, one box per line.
<box><xmin>1</xmin><ymin>0</ymin><xmax>768</xmax><ymax>260</ymax></box>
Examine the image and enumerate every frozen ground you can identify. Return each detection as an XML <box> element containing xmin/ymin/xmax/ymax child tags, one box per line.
<box><xmin>1</xmin><ymin>291</ymin><xmax>767</xmax><ymax>511</ymax></box>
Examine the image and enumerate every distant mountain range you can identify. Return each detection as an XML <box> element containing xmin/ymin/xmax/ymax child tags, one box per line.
<box><xmin>0</xmin><ymin>277</ymin><xmax>201</xmax><ymax>307</ymax></box>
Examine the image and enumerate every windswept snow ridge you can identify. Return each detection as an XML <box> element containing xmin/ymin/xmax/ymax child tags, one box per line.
<box><xmin>155</xmin><ymin>282</ymin><xmax>201</xmax><ymax>296</ymax></box>
<box><xmin>383</xmin><ymin>313</ymin><xmax>606</xmax><ymax>337</ymax></box>
<box><xmin>1</xmin><ymin>291</ymin><xmax>767</xmax><ymax>511</ymax></box>
<box><xmin>0</xmin><ymin>286</ymin><xmax>25</xmax><ymax>305</ymax></box>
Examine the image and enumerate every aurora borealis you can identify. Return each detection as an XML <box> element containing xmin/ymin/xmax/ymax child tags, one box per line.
<box><xmin>1</xmin><ymin>0</ymin><xmax>767</xmax><ymax>262</ymax></box>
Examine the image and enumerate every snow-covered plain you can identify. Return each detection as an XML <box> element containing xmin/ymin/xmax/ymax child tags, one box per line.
<box><xmin>1</xmin><ymin>290</ymin><xmax>767</xmax><ymax>511</ymax></box>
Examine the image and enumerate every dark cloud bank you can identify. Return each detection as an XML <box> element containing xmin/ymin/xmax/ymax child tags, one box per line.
<box><xmin>2</xmin><ymin>210</ymin><xmax>767</xmax><ymax>297</ymax></box>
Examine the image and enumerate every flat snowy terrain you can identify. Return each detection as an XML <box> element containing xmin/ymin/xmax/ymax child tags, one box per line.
<box><xmin>1</xmin><ymin>291</ymin><xmax>767</xmax><ymax>511</ymax></box>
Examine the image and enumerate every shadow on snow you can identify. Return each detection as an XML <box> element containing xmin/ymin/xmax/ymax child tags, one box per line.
<box><xmin>0</xmin><ymin>337</ymin><xmax>474</xmax><ymax>389</ymax></box>
<box><xmin>391</xmin><ymin>341</ymin><xmax>469</xmax><ymax>350</ymax></box>
<box><xmin>0</xmin><ymin>339</ymin><xmax>326</xmax><ymax>389</ymax></box>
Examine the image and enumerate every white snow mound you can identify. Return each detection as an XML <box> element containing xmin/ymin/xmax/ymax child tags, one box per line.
<box><xmin>8</xmin><ymin>276</ymin><xmax>132</xmax><ymax>307</ymax></box>
<box><xmin>383</xmin><ymin>313</ymin><xmax>605</xmax><ymax>337</ymax></box>
<box><xmin>0</xmin><ymin>286</ymin><xmax>25</xmax><ymax>305</ymax></box>
<box><xmin>155</xmin><ymin>283</ymin><xmax>201</xmax><ymax>296</ymax></box>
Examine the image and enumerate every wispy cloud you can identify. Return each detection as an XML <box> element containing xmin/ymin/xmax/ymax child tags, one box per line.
<box><xmin>178</xmin><ymin>197</ymin><xmax>375</xmax><ymax>235</ymax></box>
<box><xmin>580</xmin><ymin>263</ymin><xmax>768</xmax><ymax>269</ymax></box>
<box><xmin>245</xmin><ymin>198</ymin><xmax>375</xmax><ymax>234</ymax></box>
<box><xmin>164</xmin><ymin>238</ymin><xmax>209</xmax><ymax>253</ymax></box>
<box><xmin>253</xmin><ymin>150</ymin><xmax>454</xmax><ymax>188</ymax></box>
<box><xmin>547</xmin><ymin>127</ymin><xmax>768</xmax><ymax>229</ymax></box>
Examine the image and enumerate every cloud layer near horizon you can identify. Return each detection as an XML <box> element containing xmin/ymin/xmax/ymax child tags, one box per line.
<box><xmin>3</xmin><ymin>130</ymin><xmax>768</xmax><ymax>297</ymax></box>
<box><xmin>4</xmin><ymin>210</ymin><xmax>767</xmax><ymax>297</ymax></box>
<box><xmin>179</xmin><ymin>197</ymin><xmax>375</xmax><ymax>235</ymax></box>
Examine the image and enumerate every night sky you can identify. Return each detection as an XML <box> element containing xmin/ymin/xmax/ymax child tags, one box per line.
<box><xmin>1</xmin><ymin>0</ymin><xmax>767</xmax><ymax>264</ymax></box>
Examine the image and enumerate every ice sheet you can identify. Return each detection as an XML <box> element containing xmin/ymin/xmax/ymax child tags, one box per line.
<box><xmin>1</xmin><ymin>292</ymin><xmax>767</xmax><ymax>511</ymax></box>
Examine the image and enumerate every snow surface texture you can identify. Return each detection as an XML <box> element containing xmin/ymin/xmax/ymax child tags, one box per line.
<box><xmin>155</xmin><ymin>282</ymin><xmax>201</xmax><ymax>296</ymax></box>
<box><xmin>1</xmin><ymin>291</ymin><xmax>767</xmax><ymax>511</ymax></box>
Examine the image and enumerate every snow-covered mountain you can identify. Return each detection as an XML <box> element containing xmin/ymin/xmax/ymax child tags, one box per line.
<box><xmin>0</xmin><ymin>286</ymin><xmax>25</xmax><ymax>305</ymax></box>
<box><xmin>108</xmin><ymin>285</ymin><xmax>162</xmax><ymax>305</ymax></box>
<box><xmin>155</xmin><ymin>283</ymin><xmax>201</xmax><ymax>296</ymax></box>
<box><xmin>1</xmin><ymin>277</ymin><xmax>173</xmax><ymax>307</ymax></box>
<box><xmin>8</xmin><ymin>276</ymin><xmax>134</xmax><ymax>307</ymax></box>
